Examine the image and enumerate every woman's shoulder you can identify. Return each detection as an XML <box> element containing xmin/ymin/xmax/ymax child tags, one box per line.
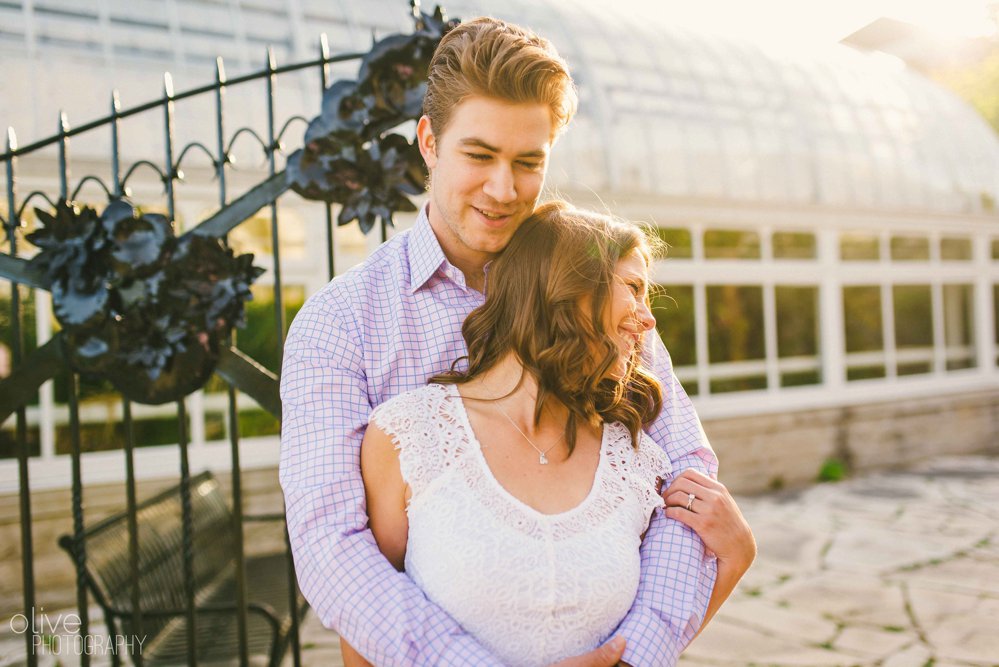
<box><xmin>369</xmin><ymin>383</ymin><xmax>461</xmax><ymax>494</ymax></box>
<box><xmin>603</xmin><ymin>422</ymin><xmax>673</xmax><ymax>478</ymax></box>
<box><xmin>371</xmin><ymin>383</ymin><xmax>451</xmax><ymax>424</ymax></box>
<box><xmin>602</xmin><ymin>423</ymin><xmax>672</xmax><ymax>523</ymax></box>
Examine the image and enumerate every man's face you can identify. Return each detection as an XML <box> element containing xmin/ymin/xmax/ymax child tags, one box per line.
<box><xmin>417</xmin><ymin>96</ymin><xmax>554</xmax><ymax>268</ymax></box>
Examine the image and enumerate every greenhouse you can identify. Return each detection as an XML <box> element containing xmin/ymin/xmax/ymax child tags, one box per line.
<box><xmin>0</xmin><ymin>0</ymin><xmax>996</xmax><ymax>493</ymax></box>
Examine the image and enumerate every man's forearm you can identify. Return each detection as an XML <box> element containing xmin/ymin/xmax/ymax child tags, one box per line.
<box><xmin>692</xmin><ymin>555</ymin><xmax>742</xmax><ymax>641</ymax></box>
<box><xmin>616</xmin><ymin>510</ymin><xmax>717</xmax><ymax>667</ymax></box>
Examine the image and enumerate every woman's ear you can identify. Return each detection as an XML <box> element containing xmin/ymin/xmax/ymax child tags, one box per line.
<box><xmin>416</xmin><ymin>115</ymin><xmax>438</xmax><ymax>169</ymax></box>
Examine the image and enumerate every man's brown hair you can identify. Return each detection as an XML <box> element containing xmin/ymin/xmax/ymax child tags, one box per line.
<box><xmin>430</xmin><ymin>201</ymin><xmax>663</xmax><ymax>454</ymax></box>
<box><xmin>423</xmin><ymin>17</ymin><xmax>578</xmax><ymax>138</ymax></box>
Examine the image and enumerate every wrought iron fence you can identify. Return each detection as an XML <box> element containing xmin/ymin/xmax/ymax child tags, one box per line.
<box><xmin>0</xmin><ymin>36</ymin><xmax>370</xmax><ymax>667</ymax></box>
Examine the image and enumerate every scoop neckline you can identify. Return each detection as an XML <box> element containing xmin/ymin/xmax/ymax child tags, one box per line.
<box><xmin>439</xmin><ymin>382</ymin><xmax>609</xmax><ymax>521</ymax></box>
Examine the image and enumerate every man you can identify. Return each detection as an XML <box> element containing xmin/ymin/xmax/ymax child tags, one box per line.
<box><xmin>280</xmin><ymin>17</ymin><xmax>754</xmax><ymax>667</ymax></box>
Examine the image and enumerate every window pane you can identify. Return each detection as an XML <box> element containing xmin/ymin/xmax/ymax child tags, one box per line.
<box><xmin>707</xmin><ymin>285</ymin><xmax>765</xmax><ymax>393</ymax></box>
<box><xmin>653</xmin><ymin>227</ymin><xmax>692</xmax><ymax>259</ymax></box>
<box><xmin>776</xmin><ymin>286</ymin><xmax>820</xmax><ymax>386</ymax></box>
<box><xmin>940</xmin><ymin>236</ymin><xmax>972</xmax><ymax>261</ymax></box>
<box><xmin>710</xmin><ymin>376</ymin><xmax>767</xmax><ymax>393</ymax></box>
<box><xmin>230</xmin><ymin>211</ymin><xmax>307</xmax><ymax>259</ymax></box>
<box><xmin>992</xmin><ymin>239</ymin><xmax>999</xmax><ymax>260</ymax></box>
<box><xmin>704</xmin><ymin>229</ymin><xmax>760</xmax><ymax>259</ymax></box>
<box><xmin>893</xmin><ymin>285</ymin><xmax>932</xmax><ymax>375</ymax></box>
<box><xmin>0</xmin><ymin>426</ymin><xmax>41</xmax><ymax>459</ymax></box>
<box><xmin>840</xmin><ymin>232</ymin><xmax>879</xmax><ymax>261</ymax></box>
<box><xmin>994</xmin><ymin>285</ymin><xmax>999</xmax><ymax>366</ymax></box>
<box><xmin>943</xmin><ymin>284</ymin><xmax>975</xmax><ymax>370</ymax></box>
<box><xmin>891</xmin><ymin>235</ymin><xmax>930</xmax><ymax>261</ymax></box>
<box><xmin>773</xmin><ymin>232</ymin><xmax>816</xmax><ymax>259</ymax></box>
<box><xmin>651</xmin><ymin>285</ymin><xmax>698</xmax><ymax>396</ymax></box>
<box><xmin>652</xmin><ymin>285</ymin><xmax>696</xmax><ymax>367</ymax></box>
<box><xmin>843</xmin><ymin>286</ymin><xmax>885</xmax><ymax>380</ymax></box>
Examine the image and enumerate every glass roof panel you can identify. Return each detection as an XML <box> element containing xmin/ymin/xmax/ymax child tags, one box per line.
<box><xmin>418</xmin><ymin>0</ymin><xmax>999</xmax><ymax>214</ymax></box>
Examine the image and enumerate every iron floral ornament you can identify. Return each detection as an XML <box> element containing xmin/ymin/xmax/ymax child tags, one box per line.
<box><xmin>287</xmin><ymin>5</ymin><xmax>459</xmax><ymax>233</ymax></box>
<box><xmin>27</xmin><ymin>199</ymin><xmax>264</xmax><ymax>404</ymax></box>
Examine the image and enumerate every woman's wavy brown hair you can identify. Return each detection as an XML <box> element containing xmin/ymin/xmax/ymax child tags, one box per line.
<box><xmin>430</xmin><ymin>200</ymin><xmax>663</xmax><ymax>453</ymax></box>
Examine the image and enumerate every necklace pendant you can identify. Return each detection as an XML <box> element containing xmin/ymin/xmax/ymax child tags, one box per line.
<box><xmin>539</xmin><ymin>452</ymin><xmax>549</xmax><ymax>465</ymax></box>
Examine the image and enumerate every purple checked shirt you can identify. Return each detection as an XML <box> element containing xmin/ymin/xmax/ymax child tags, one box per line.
<box><xmin>280</xmin><ymin>206</ymin><xmax>718</xmax><ymax>667</ymax></box>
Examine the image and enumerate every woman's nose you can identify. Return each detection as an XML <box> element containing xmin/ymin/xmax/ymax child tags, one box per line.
<box><xmin>635</xmin><ymin>301</ymin><xmax>656</xmax><ymax>331</ymax></box>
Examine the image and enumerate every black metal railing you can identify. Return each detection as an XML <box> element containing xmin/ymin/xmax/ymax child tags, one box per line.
<box><xmin>1</xmin><ymin>38</ymin><xmax>367</xmax><ymax>667</ymax></box>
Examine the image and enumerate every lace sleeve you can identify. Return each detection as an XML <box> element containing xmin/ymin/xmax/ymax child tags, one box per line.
<box><xmin>369</xmin><ymin>385</ymin><xmax>460</xmax><ymax>500</ymax></box>
<box><xmin>630</xmin><ymin>432</ymin><xmax>674</xmax><ymax>520</ymax></box>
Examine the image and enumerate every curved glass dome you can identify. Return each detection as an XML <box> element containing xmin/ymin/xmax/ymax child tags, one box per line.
<box><xmin>3</xmin><ymin>0</ymin><xmax>997</xmax><ymax>214</ymax></box>
<box><xmin>362</xmin><ymin>0</ymin><xmax>999</xmax><ymax>215</ymax></box>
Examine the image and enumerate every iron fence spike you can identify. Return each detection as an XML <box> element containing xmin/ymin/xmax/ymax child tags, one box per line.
<box><xmin>216</xmin><ymin>56</ymin><xmax>227</xmax><ymax>84</ymax></box>
<box><xmin>163</xmin><ymin>72</ymin><xmax>175</xmax><ymax>98</ymax></box>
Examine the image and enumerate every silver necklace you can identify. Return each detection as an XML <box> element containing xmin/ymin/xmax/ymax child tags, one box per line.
<box><xmin>494</xmin><ymin>402</ymin><xmax>565</xmax><ymax>465</ymax></box>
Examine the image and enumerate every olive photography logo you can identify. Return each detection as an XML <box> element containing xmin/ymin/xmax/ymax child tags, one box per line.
<box><xmin>9</xmin><ymin>608</ymin><xmax>146</xmax><ymax>657</ymax></box>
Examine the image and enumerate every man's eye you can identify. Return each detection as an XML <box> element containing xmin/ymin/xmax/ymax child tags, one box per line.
<box><xmin>466</xmin><ymin>153</ymin><xmax>490</xmax><ymax>161</ymax></box>
<box><xmin>518</xmin><ymin>161</ymin><xmax>542</xmax><ymax>170</ymax></box>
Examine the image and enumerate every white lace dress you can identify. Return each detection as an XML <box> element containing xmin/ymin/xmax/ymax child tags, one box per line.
<box><xmin>369</xmin><ymin>383</ymin><xmax>672</xmax><ymax>667</ymax></box>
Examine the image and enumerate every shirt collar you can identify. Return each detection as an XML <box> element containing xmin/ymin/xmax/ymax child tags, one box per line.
<box><xmin>408</xmin><ymin>205</ymin><xmax>449</xmax><ymax>294</ymax></box>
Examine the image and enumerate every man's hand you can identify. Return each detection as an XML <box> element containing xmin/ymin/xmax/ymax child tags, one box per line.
<box><xmin>663</xmin><ymin>470</ymin><xmax>756</xmax><ymax>570</ymax></box>
<box><xmin>548</xmin><ymin>636</ymin><xmax>626</xmax><ymax>667</ymax></box>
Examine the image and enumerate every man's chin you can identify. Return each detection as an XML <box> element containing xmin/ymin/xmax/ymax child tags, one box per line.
<box><xmin>470</xmin><ymin>230</ymin><xmax>516</xmax><ymax>255</ymax></box>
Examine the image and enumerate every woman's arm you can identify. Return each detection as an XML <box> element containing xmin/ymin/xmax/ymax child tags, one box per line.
<box><xmin>662</xmin><ymin>469</ymin><xmax>756</xmax><ymax>636</ymax></box>
<box><xmin>340</xmin><ymin>637</ymin><xmax>375</xmax><ymax>667</ymax></box>
<box><xmin>339</xmin><ymin>423</ymin><xmax>411</xmax><ymax>666</ymax></box>
<box><xmin>360</xmin><ymin>422</ymin><xmax>410</xmax><ymax>570</ymax></box>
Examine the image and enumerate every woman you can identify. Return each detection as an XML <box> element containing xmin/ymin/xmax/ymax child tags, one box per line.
<box><xmin>346</xmin><ymin>201</ymin><xmax>697</xmax><ymax>666</ymax></box>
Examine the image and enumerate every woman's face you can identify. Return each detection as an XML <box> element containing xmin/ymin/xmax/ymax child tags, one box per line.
<box><xmin>604</xmin><ymin>250</ymin><xmax>656</xmax><ymax>379</ymax></box>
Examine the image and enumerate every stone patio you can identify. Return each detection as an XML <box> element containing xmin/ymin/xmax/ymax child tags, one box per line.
<box><xmin>2</xmin><ymin>455</ymin><xmax>997</xmax><ymax>666</ymax></box>
<box><xmin>679</xmin><ymin>455</ymin><xmax>999</xmax><ymax>667</ymax></box>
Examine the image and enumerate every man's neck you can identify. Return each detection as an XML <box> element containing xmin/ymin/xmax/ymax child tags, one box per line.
<box><xmin>426</xmin><ymin>209</ymin><xmax>490</xmax><ymax>293</ymax></box>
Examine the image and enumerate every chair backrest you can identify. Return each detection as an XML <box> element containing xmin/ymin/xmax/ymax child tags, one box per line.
<box><xmin>59</xmin><ymin>472</ymin><xmax>237</xmax><ymax>641</ymax></box>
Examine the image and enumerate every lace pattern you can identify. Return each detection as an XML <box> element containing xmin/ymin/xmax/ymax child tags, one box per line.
<box><xmin>370</xmin><ymin>383</ymin><xmax>675</xmax><ymax>666</ymax></box>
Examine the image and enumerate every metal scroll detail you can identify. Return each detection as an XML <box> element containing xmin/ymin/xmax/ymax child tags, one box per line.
<box><xmin>26</xmin><ymin>199</ymin><xmax>264</xmax><ymax>404</ymax></box>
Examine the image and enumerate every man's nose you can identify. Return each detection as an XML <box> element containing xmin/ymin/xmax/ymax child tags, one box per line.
<box><xmin>482</xmin><ymin>164</ymin><xmax>516</xmax><ymax>204</ymax></box>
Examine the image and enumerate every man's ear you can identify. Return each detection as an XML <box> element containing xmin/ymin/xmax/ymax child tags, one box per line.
<box><xmin>416</xmin><ymin>115</ymin><xmax>438</xmax><ymax>169</ymax></box>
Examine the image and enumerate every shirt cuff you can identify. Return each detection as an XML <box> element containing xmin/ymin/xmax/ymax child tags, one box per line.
<box><xmin>616</xmin><ymin>607</ymin><xmax>684</xmax><ymax>667</ymax></box>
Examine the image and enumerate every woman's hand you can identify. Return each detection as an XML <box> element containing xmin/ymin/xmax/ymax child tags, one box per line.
<box><xmin>662</xmin><ymin>469</ymin><xmax>756</xmax><ymax>570</ymax></box>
